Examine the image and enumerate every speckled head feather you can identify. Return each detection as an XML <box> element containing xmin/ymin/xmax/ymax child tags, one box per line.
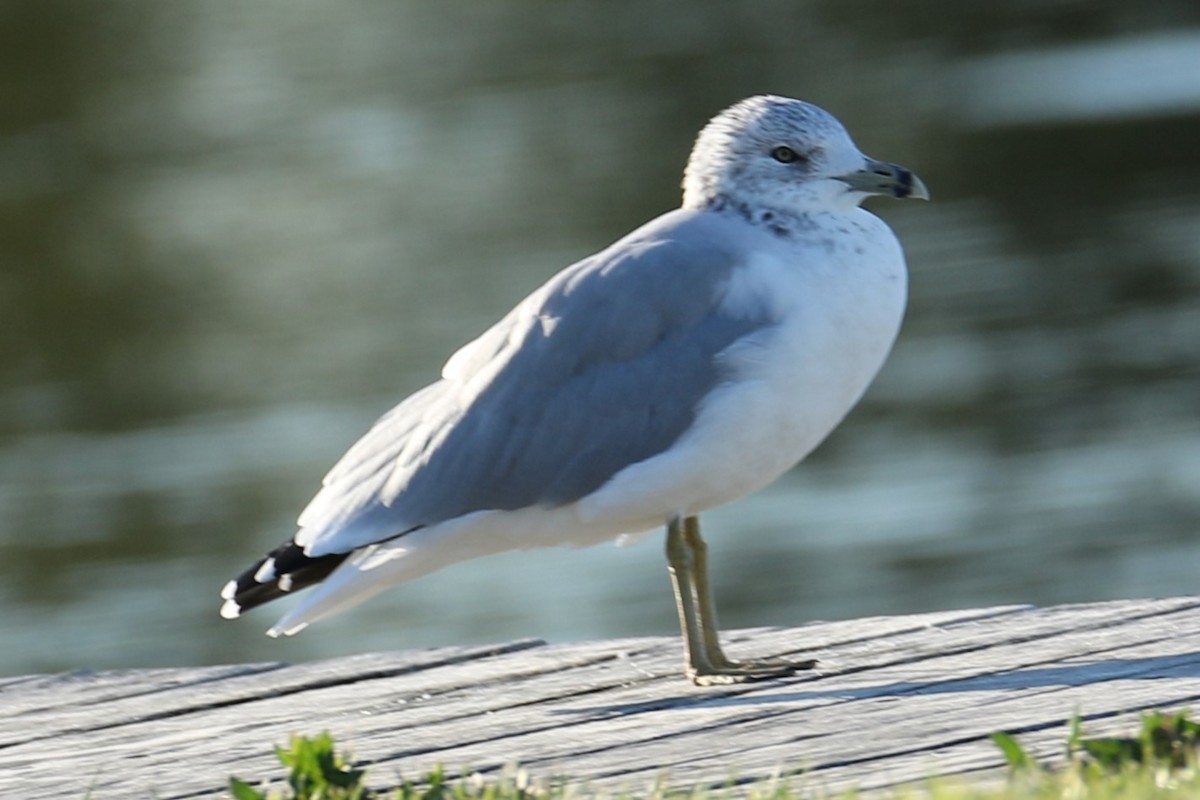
<box><xmin>681</xmin><ymin>95</ymin><xmax>867</xmax><ymax>212</ymax></box>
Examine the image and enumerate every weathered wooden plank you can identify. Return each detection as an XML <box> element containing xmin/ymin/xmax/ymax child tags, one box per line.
<box><xmin>0</xmin><ymin>640</ymin><xmax>543</xmax><ymax>748</ymax></box>
<box><xmin>551</xmin><ymin>599</ymin><xmax>1200</xmax><ymax>788</ymax></box>
<box><xmin>2</xmin><ymin>598</ymin><xmax>1199</xmax><ymax>799</ymax></box>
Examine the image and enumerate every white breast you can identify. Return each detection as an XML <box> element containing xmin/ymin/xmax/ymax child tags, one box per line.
<box><xmin>578</xmin><ymin>208</ymin><xmax>907</xmax><ymax>530</ymax></box>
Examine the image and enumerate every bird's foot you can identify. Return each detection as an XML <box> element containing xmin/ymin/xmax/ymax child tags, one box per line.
<box><xmin>688</xmin><ymin>656</ymin><xmax>817</xmax><ymax>686</ymax></box>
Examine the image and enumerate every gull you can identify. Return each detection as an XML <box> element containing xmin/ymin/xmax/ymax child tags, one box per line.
<box><xmin>220</xmin><ymin>95</ymin><xmax>928</xmax><ymax>685</ymax></box>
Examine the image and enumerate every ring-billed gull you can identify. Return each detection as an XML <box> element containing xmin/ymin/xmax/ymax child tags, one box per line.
<box><xmin>221</xmin><ymin>95</ymin><xmax>928</xmax><ymax>685</ymax></box>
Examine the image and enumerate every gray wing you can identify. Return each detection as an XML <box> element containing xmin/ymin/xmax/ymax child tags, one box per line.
<box><xmin>297</xmin><ymin>209</ymin><xmax>776</xmax><ymax>557</ymax></box>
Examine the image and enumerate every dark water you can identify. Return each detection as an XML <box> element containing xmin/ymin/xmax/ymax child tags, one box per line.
<box><xmin>2</xmin><ymin>2</ymin><xmax>1200</xmax><ymax>676</ymax></box>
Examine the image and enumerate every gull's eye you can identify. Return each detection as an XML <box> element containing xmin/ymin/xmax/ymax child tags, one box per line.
<box><xmin>771</xmin><ymin>145</ymin><xmax>802</xmax><ymax>164</ymax></box>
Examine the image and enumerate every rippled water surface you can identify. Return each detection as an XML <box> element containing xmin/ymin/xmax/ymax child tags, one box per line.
<box><xmin>2</xmin><ymin>2</ymin><xmax>1200</xmax><ymax>676</ymax></box>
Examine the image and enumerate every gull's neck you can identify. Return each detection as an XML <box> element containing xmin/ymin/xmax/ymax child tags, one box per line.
<box><xmin>692</xmin><ymin>191</ymin><xmax>837</xmax><ymax>239</ymax></box>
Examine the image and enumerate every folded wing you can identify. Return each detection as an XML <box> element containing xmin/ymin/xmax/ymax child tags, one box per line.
<box><xmin>296</xmin><ymin>210</ymin><xmax>777</xmax><ymax>558</ymax></box>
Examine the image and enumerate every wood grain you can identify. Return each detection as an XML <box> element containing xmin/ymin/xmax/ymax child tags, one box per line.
<box><xmin>4</xmin><ymin>598</ymin><xmax>1200</xmax><ymax>798</ymax></box>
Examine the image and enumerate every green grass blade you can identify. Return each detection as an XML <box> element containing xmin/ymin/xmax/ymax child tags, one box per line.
<box><xmin>989</xmin><ymin>731</ymin><xmax>1035</xmax><ymax>771</ymax></box>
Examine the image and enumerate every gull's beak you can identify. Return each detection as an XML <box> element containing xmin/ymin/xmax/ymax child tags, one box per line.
<box><xmin>839</xmin><ymin>158</ymin><xmax>930</xmax><ymax>201</ymax></box>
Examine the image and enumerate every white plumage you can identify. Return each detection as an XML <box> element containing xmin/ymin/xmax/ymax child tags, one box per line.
<box><xmin>221</xmin><ymin>95</ymin><xmax>926</xmax><ymax>684</ymax></box>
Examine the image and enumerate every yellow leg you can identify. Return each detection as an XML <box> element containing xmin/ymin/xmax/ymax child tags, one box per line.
<box><xmin>667</xmin><ymin>515</ymin><xmax>816</xmax><ymax>685</ymax></box>
<box><xmin>666</xmin><ymin>516</ymin><xmax>709</xmax><ymax>675</ymax></box>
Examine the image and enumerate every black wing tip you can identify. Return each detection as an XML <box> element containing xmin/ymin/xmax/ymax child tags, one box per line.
<box><xmin>219</xmin><ymin>540</ymin><xmax>349</xmax><ymax>619</ymax></box>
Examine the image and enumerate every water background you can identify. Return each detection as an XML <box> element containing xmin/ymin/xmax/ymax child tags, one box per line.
<box><xmin>3</xmin><ymin>2</ymin><xmax>1200</xmax><ymax>677</ymax></box>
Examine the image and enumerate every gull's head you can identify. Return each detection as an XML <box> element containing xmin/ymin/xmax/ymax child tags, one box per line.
<box><xmin>682</xmin><ymin>95</ymin><xmax>928</xmax><ymax>215</ymax></box>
